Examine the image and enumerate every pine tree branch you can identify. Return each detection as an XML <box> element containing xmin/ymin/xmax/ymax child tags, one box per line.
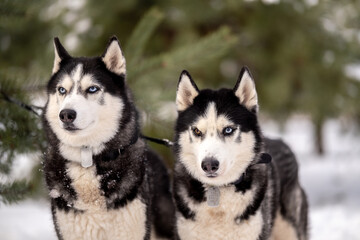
<box><xmin>0</xmin><ymin>91</ymin><xmax>43</xmax><ymax>117</ymax></box>
<box><xmin>125</xmin><ymin>7</ymin><xmax>164</xmax><ymax>67</ymax></box>
<box><xmin>130</xmin><ymin>26</ymin><xmax>237</xmax><ymax>79</ymax></box>
<box><xmin>0</xmin><ymin>180</ymin><xmax>30</xmax><ymax>205</ymax></box>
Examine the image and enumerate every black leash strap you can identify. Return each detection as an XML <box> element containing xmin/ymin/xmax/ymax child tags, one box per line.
<box><xmin>141</xmin><ymin>134</ymin><xmax>174</xmax><ymax>147</ymax></box>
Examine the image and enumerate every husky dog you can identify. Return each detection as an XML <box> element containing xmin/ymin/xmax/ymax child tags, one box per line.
<box><xmin>42</xmin><ymin>36</ymin><xmax>174</xmax><ymax>240</ymax></box>
<box><xmin>173</xmin><ymin>67</ymin><xmax>308</xmax><ymax>240</ymax></box>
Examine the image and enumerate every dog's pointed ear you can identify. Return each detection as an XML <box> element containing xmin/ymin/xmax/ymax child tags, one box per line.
<box><xmin>176</xmin><ymin>70</ymin><xmax>199</xmax><ymax>112</ymax></box>
<box><xmin>233</xmin><ymin>66</ymin><xmax>258</xmax><ymax>113</ymax></box>
<box><xmin>102</xmin><ymin>36</ymin><xmax>126</xmax><ymax>76</ymax></box>
<box><xmin>53</xmin><ymin>37</ymin><xmax>71</xmax><ymax>74</ymax></box>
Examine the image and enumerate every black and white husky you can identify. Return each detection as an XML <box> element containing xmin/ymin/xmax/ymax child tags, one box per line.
<box><xmin>173</xmin><ymin>67</ymin><xmax>308</xmax><ymax>240</ymax></box>
<box><xmin>42</xmin><ymin>36</ymin><xmax>174</xmax><ymax>240</ymax></box>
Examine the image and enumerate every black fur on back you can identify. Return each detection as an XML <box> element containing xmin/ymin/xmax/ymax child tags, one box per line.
<box><xmin>265</xmin><ymin>138</ymin><xmax>309</xmax><ymax>240</ymax></box>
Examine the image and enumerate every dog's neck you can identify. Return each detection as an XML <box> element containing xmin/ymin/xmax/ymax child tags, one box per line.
<box><xmin>205</xmin><ymin>153</ymin><xmax>272</xmax><ymax>207</ymax></box>
<box><xmin>59</xmin><ymin>143</ymin><xmax>105</xmax><ymax>167</ymax></box>
<box><xmin>58</xmin><ymin>131</ymin><xmax>140</xmax><ymax>167</ymax></box>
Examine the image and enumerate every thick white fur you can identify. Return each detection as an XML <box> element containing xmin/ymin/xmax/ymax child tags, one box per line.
<box><xmin>46</xmin><ymin>64</ymin><xmax>124</xmax><ymax>163</ymax></box>
<box><xmin>178</xmin><ymin>103</ymin><xmax>256</xmax><ymax>186</ymax></box>
<box><xmin>54</xmin><ymin>163</ymin><xmax>147</xmax><ymax>240</ymax></box>
<box><xmin>235</xmin><ymin>70</ymin><xmax>258</xmax><ymax>112</ymax></box>
<box><xmin>176</xmin><ymin>184</ymin><xmax>263</xmax><ymax>240</ymax></box>
<box><xmin>102</xmin><ymin>40</ymin><xmax>126</xmax><ymax>76</ymax></box>
<box><xmin>176</xmin><ymin>73</ymin><xmax>199</xmax><ymax>111</ymax></box>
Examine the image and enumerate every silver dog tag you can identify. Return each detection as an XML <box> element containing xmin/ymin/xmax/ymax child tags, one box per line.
<box><xmin>207</xmin><ymin>186</ymin><xmax>220</xmax><ymax>207</ymax></box>
<box><xmin>81</xmin><ymin>146</ymin><xmax>93</xmax><ymax>168</ymax></box>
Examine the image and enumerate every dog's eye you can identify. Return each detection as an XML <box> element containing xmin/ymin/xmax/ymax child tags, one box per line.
<box><xmin>223</xmin><ymin>126</ymin><xmax>235</xmax><ymax>136</ymax></box>
<box><xmin>87</xmin><ymin>86</ymin><xmax>99</xmax><ymax>94</ymax></box>
<box><xmin>192</xmin><ymin>127</ymin><xmax>202</xmax><ymax>137</ymax></box>
<box><xmin>58</xmin><ymin>87</ymin><xmax>66</xmax><ymax>95</ymax></box>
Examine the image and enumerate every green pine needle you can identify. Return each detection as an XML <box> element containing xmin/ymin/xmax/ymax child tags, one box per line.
<box><xmin>0</xmin><ymin>180</ymin><xmax>30</xmax><ymax>205</ymax></box>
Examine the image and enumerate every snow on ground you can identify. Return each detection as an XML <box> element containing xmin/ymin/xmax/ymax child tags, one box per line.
<box><xmin>0</xmin><ymin>199</ymin><xmax>56</xmax><ymax>240</ymax></box>
<box><xmin>264</xmin><ymin>116</ymin><xmax>360</xmax><ymax>240</ymax></box>
<box><xmin>0</xmin><ymin>116</ymin><xmax>359</xmax><ymax>239</ymax></box>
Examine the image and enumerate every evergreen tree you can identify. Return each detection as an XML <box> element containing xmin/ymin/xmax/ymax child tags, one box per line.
<box><xmin>0</xmin><ymin>0</ymin><xmax>55</xmax><ymax>204</ymax></box>
<box><xmin>1</xmin><ymin>0</ymin><xmax>359</xmax><ymax>204</ymax></box>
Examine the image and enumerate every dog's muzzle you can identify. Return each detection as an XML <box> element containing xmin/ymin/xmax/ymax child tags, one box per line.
<box><xmin>59</xmin><ymin>109</ymin><xmax>78</xmax><ymax>131</ymax></box>
<box><xmin>201</xmin><ymin>157</ymin><xmax>219</xmax><ymax>177</ymax></box>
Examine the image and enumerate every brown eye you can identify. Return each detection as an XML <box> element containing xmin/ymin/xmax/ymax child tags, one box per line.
<box><xmin>192</xmin><ymin>127</ymin><xmax>202</xmax><ymax>137</ymax></box>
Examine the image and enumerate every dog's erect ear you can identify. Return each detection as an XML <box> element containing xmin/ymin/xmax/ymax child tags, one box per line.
<box><xmin>102</xmin><ymin>36</ymin><xmax>126</xmax><ymax>76</ymax></box>
<box><xmin>176</xmin><ymin>70</ymin><xmax>199</xmax><ymax>112</ymax></box>
<box><xmin>233</xmin><ymin>66</ymin><xmax>258</xmax><ymax>113</ymax></box>
<box><xmin>53</xmin><ymin>37</ymin><xmax>71</xmax><ymax>74</ymax></box>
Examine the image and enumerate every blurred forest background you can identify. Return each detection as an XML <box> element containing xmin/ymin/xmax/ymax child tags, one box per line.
<box><xmin>1</xmin><ymin>0</ymin><xmax>360</xmax><ymax>206</ymax></box>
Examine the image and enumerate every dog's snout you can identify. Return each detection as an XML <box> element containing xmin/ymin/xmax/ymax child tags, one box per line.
<box><xmin>59</xmin><ymin>109</ymin><xmax>77</xmax><ymax>123</ymax></box>
<box><xmin>201</xmin><ymin>157</ymin><xmax>219</xmax><ymax>174</ymax></box>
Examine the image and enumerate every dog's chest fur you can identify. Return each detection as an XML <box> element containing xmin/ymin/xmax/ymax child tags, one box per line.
<box><xmin>54</xmin><ymin>163</ymin><xmax>147</xmax><ymax>240</ymax></box>
<box><xmin>66</xmin><ymin>163</ymin><xmax>105</xmax><ymax>210</ymax></box>
<box><xmin>177</xmin><ymin>186</ymin><xmax>263</xmax><ymax>240</ymax></box>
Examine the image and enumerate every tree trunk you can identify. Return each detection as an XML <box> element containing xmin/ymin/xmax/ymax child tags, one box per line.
<box><xmin>314</xmin><ymin>119</ymin><xmax>324</xmax><ymax>155</ymax></box>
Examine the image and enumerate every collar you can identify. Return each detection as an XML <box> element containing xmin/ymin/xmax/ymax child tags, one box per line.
<box><xmin>96</xmin><ymin>132</ymin><xmax>140</xmax><ymax>162</ymax></box>
<box><xmin>118</xmin><ymin>130</ymin><xmax>140</xmax><ymax>155</ymax></box>
<box><xmin>230</xmin><ymin>152</ymin><xmax>272</xmax><ymax>186</ymax></box>
<box><xmin>232</xmin><ymin>174</ymin><xmax>245</xmax><ymax>185</ymax></box>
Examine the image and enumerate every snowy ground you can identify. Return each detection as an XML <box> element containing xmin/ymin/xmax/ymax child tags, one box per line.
<box><xmin>264</xmin><ymin>117</ymin><xmax>360</xmax><ymax>240</ymax></box>
<box><xmin>0</xmin><ymin>116</ymin><xmax>359</xmax><ymax>239</ymax></box>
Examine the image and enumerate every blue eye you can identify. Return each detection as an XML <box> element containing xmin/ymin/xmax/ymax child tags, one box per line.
<box><xmin>223</xmin><ymin>127</ymin><xmax>235</xmax><ymax>136</ymax></box>
<box><xmin>58</xmin><ymin>87</ymin><xmax>66</xmax><ymax>95</ymax></box>
<box><xmin>87</xmin><ymin>86</ymin><xmax>99</xmax><ymax>93</ymax></box>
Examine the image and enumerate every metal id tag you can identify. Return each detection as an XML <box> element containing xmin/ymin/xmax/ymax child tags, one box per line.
<box><xmin>81</xmin><ymin>146</ymin><xmax>93</xmax><ymax>168</ymax></box>
<box><xmin>207</xmin><ymin>186</ymin><xmax>220</xmax><ymax>207</ymax></box>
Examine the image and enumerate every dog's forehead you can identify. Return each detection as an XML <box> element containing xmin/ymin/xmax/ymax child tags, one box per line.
<box><xmin>176</xmin><ymin>88</ymin><xmax>252</xmax><ymax>134</ymax></box>
<box><xmin>57</xmin><ymin>64</ymin><xmax>83</xmax><ymax>83</ymax></box>
<box><xmin>71</xmin><ymin>64</ymin><xmax>83</xmax><ymax>82</ymax></box>
<box><xmin>56</xmin><ymin>63</ymin><xmax>101</xmax><ymax>88</ymax></box>
<box><xmin>48</xmin><ymin>56</ymin><xmax>126</xmax><ymax>96</ymax></box>
<box><xmin>195</xmin><ymin>102</ymin><xmax>234</xmax><ymax>131</ymax></box>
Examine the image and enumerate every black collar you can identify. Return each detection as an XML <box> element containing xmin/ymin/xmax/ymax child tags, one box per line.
<box><xmin>232</xmin><ymin>174</ymin><xmax>245</xmax><ymax>185</ymax></box>
<box><xmin>119</xmin><ymin>131</ymin><xmax>139</xmax><ymax>154</ymax></box>
<box><xmin>231</xmin><ymin>153</ymin><xmax>272</xmax><ymax>186</ymax></box>
<box><xmin>99</xmin><ymin>132</ymin><xmax>140</xmax><ymax>162</ymax></box>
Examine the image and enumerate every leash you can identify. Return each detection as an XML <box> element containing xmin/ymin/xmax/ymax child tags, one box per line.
<box><xmin>141</xmin><ymin>134</ymin><xmax>174</xmax><ymax>147</ymax></box>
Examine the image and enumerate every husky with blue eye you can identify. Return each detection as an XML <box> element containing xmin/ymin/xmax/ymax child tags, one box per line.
<box><xmin>42</xmin><ymin>36</ymin><xmax>174</xmax><ymax>240</ymax></box>
<box><xmin>173</xmin><ymin>67</ymin><xmax>308</xmax><ymax>240</ymax></box>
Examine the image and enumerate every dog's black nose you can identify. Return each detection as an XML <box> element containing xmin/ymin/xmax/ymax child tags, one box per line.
<box><xmin>201</xmin><ymin>157</ymin><xmax>219</xmax><ymax>174</ymax></box>
<box><xmin>59</xmin><ymin>109</ymin><xmax>77</xmax><ymax>123</ymax></box>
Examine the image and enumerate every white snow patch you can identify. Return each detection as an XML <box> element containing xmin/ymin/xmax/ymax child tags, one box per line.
<box><xmin>345</xmin><ymin>64</ymin><xmax>360</xmax><ymax>82</ymax></box>
<box><xmin>311</xmin><ymin>205</ymin><xmax>360</xmax><ymax>240</ymax></box>
<box><xmin>0</xmin><ymin>200</ymin><xmax>56</xmax><ymax>240</ymax></box>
